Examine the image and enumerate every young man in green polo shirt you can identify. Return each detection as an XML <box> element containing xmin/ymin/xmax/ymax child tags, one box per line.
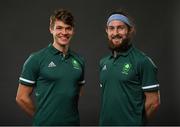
<box><xmin>99</xmin><ymin>9</ymin><xmax>160</xmax><ymax>126</ymax></box>
<box><xmin>16</xmin><ymin>8</ymin><xmax>85</xmax><ymax>126</ymax></box>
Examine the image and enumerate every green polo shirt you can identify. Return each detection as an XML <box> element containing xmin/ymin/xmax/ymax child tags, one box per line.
<box><xmin>99</xmin><ymin>45</ymin><xmax>159</xmax><ymax>126</ymax></box>
<box><xmin>19</xmin><ymin>44</ymin><xmax>85</xmax><ymax>126</ymax></box>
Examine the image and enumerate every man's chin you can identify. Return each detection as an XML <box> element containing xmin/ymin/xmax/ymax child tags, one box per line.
<box><xmin>109</xmin><ymin>41</ymin><xmax>129</xmax><ymax>51</ymax></box>
<box><xmin>109</xmin><ymin>45</ymin><xmax>121</xmax><ymax>51</ymax></box>
<box><xmin>113</xmin><ymin>43</ymin><xmax>122</xmax><ymax>47</ymax></box>
<box><xmin>112</xmin><ymin>42</ymin><xmax>123</xmax><ymax>48</ymax></box>
<box><xmin>58</xmin><ymin>39</ymin><xmax>70</xmax><ymax>45</ymax></box>
<box><xmin>112</xmin><ymin>40</ymin><xmax>122</xmax><ymax>44</ymax></box>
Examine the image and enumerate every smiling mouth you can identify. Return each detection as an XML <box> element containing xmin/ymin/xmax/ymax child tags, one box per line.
<box><xmin>58</xmin><ymin>36</ymin><xmax>69</xmax><ymax>40</ymax></box>
<box><xmin>112</xmin><ymin>35</ymin><xmax>122</xmax><ymax>39</ymax></box>
<box><xmin>113</xmin><ymin>37</ymin><xmax>122</xmax><ymax>42</ymax></box>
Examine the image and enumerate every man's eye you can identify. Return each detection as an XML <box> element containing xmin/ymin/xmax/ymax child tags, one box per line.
<box><xmin>108</xmin><ymin>27</ymin><xmax>114</xmax><ymax>30</ymax></box>
<box><xmin>117</xmin><ymin>26</ymin><xmax>125</xmax><ymax>30</ymax></box>
<box><xmin>66</xmin><ymin>27</ymin><xmax>72</xmax><ymax>31</ymax></box>
<box><xmin>57</xmin><ymin>27</ymin><xmax>62</xmax><ymax>30</ymax></box>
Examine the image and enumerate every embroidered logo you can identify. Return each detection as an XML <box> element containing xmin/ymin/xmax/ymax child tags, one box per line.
<box><xmin>48</xmin><ymin>61</ymin><xmax>56</xmax><ymax>67</ymax></box>
<box><xmin>72</xmin><ymin>59</ymin><xmax>80</xmax><ymax>69</ymax></box>
<box><xmin>102</xmin><ymin>65</ymin><xmax>107</xmax><ymax>71</ymax></box>
<box><xmin>121</xmin><ymin>63</ymin><xmax>131</xmax><ymax>75</ymax></box>
<box><xmin>35</xmin><ymin>92</ymin><xmax>40</xmax><ymax>97</ymax></box>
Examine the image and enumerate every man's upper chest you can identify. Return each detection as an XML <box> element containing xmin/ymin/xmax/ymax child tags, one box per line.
<box><xmin>100</xmin><ymin>56</ymin><xmax>138</xmax><ymax>82</ymax></box>
<box><xmin>39</xmin><ymin>54</ymin><xmax>82</xmax><ymax>80</ymax></box>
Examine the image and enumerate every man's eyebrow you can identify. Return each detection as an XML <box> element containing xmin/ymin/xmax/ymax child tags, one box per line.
<box><xmin>56</xmin><ymin>26</ymin><xmax>72</xmax><ymax>28</ymax></box>
<box><xmin>56</xmin><ymin>26</ymin><xmax>63</xmax><ymax>28</ymax></box>
<box><xmin>107</xmin><ymin>26</ymin><xmax>114</xmax><ymax>27</ymax></box>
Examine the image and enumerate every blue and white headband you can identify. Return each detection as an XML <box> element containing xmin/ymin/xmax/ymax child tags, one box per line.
<box><xmin>107</xmin><ymin>14</ymin><xmax>132</xmax><ymax>27</ymax></box>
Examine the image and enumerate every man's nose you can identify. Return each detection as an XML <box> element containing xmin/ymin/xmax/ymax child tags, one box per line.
<box><xmin>62</xmin><ymin>29</ymin><xmax>67</xmax><ymax>34</ymax></box>
<box><xmin>112</xmin><ymin>28</ymin><xmax>119</xmax><ymax>35</ymax></box>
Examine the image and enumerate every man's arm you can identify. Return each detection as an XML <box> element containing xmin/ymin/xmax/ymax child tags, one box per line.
<box><xmin>16</xmin><ymin>84</ymin><xmax>35</xmax><ymax>117</ymax></box>
<box><xmin>79</xmin><ymin>85</ymin><xmax>85</xmax><ymax>96</ymax></box>
<box><xmin>144</xmin><ymin>91</ymin><xmax>160</xmax><ymax>119</ymax></box>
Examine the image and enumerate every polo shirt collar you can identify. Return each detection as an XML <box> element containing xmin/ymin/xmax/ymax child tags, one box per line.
<box><xmin>48</xmin><ymin>43</ymin><xmax>71</xmax><ymax>58</ymax></box>
<box><xmin>48</xmin><ymin>43</ymin><xmax>60</xmax><ymax>54</ymax></box>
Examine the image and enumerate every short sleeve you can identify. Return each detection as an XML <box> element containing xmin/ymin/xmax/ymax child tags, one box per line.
<box><xmin>19</xmin><ymin>54</ymin><xmax>39</xmax><ymax>86</ymax></box>
<box><xmin>99</xmin><ymin>59</ymin><xmax>104</xmax><ymax>70</ymax></box>
<box><xmin>139</xmin><ymin>57</ymin><xmax>159</xmax><ymax>92</ymax></box>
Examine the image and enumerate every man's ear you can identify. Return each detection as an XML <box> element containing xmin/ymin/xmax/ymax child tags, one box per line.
<box><xmin>129</xmin><ymin>27</ymin><xmax>135</xmax><ymax>36</ymax></box>
<box><xmin>127</xmin><ymin>27</ymin><xmax>135</xmax><ymax>40</ymax></box>
<box><xmin>105</xmin><ymin>27</ymin><xmax>108</xmax><ymax>34</ymax></box>
<box><xmin>72</xmin><ymin>27</ymin><xmax>75</xmax><ymax>35</ymax></box>
<box><xmin>49</xmin><ymin>26</ymin><xmax>53</xmax><ymax>34</ymax></box>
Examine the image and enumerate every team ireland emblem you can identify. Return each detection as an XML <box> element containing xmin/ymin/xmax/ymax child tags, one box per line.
<box><xmin>122</xmin><ymin>63</ymin><xmax>132</xmax><ymax>75</ymax></box>
<box><xmin>72</xmin><ymin>59</ymin><xmax>80</xmax><ymax>69</ymax></box>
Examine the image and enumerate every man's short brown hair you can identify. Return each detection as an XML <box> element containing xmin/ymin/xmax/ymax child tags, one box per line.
<box><xmin>50</xmin><ymin>8</ymin><xmax>74</xmax><ymax>29</ymax></box>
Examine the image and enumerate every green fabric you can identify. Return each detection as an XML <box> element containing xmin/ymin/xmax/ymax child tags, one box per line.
<box><xmin>19</xmin><ymin>44</ymin><xmax>85</xmax><ymax>126</ymax></box>
<box><xmin>99</xmin><ymin>45</ymin><xmax>159</xmax><ymax>126</ymax></box>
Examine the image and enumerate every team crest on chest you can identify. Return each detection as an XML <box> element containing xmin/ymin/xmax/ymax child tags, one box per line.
<box><xmin>121</xmin><ymin>63</ymin><xmax>132</xmax><ymax>75</ymax></box>
<box><xmin>72</xmin><ymin>59</ymin><xmax>81</xmax><ymax>69</ymax></box>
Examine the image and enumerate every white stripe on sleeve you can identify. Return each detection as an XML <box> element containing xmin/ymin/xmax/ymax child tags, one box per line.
<box><xmin>19</xmin><ymin>77</ymin><xmax>35</xmax><ymax>84</ymax></box>
<box><xmin>142</xmin><ymin>84</ymin><xmax>159</xmax><ymax>90</ymax></box>
<box><xmin>78</xmin><ymin>80</ymin><xmax>85</xmax><ymax>84</ymax></box>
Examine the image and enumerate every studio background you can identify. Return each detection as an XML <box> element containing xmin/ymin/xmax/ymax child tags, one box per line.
<box><xmin>0</xmin><ymin>0</ymin><xmax>179</xmax><ymax>125</ymax></box>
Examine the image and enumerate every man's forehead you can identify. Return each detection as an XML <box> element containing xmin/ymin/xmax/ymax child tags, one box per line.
<box><xmin>54</xmin><ymin>20</ymin><xmax>72</xmax><ymax>27</ymax></box>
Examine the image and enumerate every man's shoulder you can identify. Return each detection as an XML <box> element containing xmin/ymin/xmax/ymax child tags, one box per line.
<box><xmin>27</xmin><ymin>46</ymin><xmax>49</xmax><ymax>62</ymax></box>
<box><xmin>100</xmin><ymin>54</ymin><xmax>111</xmax><ymax>65</ymax></box>
<box><xmin>132</xmin><ymin>47</ymin><xmax>156</xmax><ymax>67</ymax></box>
<box><xmin>131</xmin><ymin>47</ymin><xmax>149</xmax><ymax>60</ymax></box>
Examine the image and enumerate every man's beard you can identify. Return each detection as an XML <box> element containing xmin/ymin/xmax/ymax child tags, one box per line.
<box><xmin>108</xmin><ymin>35</ymin><xmax>131</xmax><ymax>52</ymax></box>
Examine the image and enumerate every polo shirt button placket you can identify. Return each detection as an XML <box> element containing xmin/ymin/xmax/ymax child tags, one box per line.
<box><xmin>61</xmin><ymin>54</ymin><xmax>66</xmax><ymax>61</ymax></box>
